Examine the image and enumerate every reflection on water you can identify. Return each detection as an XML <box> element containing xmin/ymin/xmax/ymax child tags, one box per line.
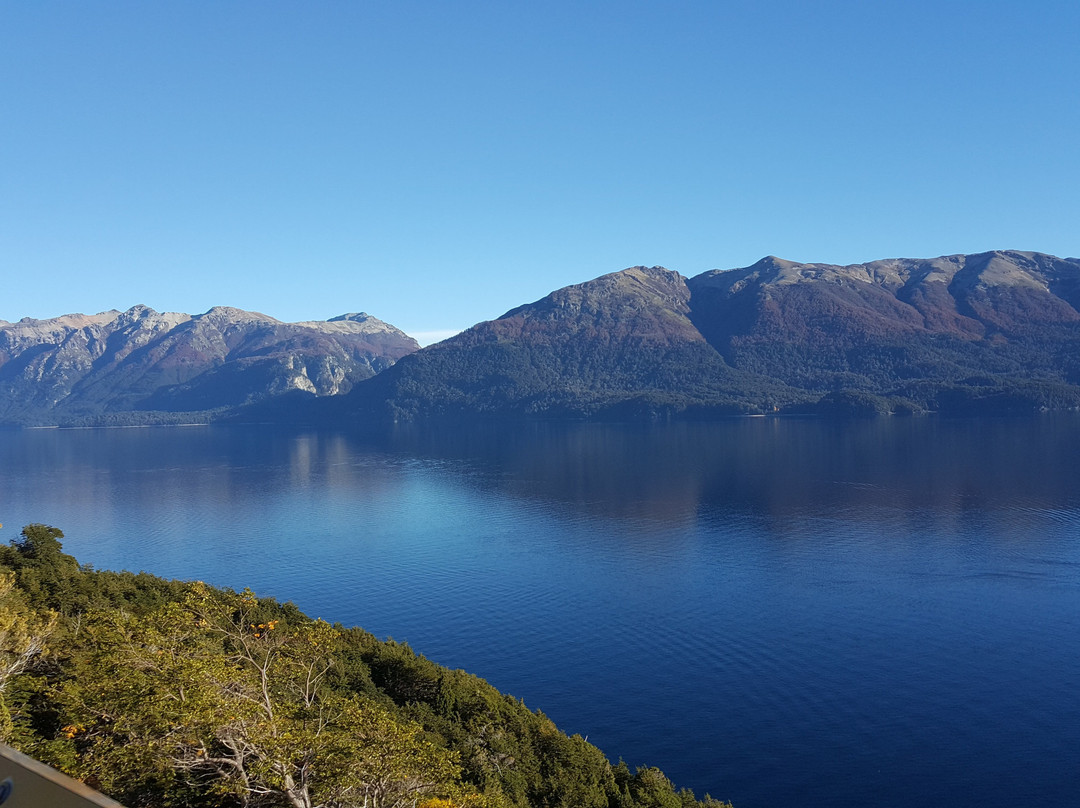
<box><xmin>2</xmin><ymin>417</ymin><xmax>1079</xmax><ymax>808</ymax></box>
<box><xmin>380</xmin><ymin>415</ymin><xmax>1080</xmax><ymax>521</ymax></box>
<box><xmin>8</xmin><ymin>416</ymin><xmax>1080</xmax><ymax>530</ymax></box>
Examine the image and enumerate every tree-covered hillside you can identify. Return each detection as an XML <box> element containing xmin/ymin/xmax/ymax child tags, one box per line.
<box><xmin>0</xmin><ymin>525</ymin><xmax>732</xmax><ymax>808</ymax></box>
<box><xmin>331</xmin><ymin>251</ymin><xmax>1080</xmax><ymax>423</ymax></box>
<box><xmin>342</xmin><ymin>267</ymin><xmax>797</xmax><ymax>423</ymax></box>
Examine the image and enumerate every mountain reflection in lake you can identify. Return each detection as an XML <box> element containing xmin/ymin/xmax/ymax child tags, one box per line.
<box><xmin>2</xmin><ymin>417</ymin><xmax>1079</xmax><ymax>808</ymax></box>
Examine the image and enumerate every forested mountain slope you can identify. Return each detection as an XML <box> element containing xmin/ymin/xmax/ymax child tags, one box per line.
<box><xmin>687</xmin><ymin>250</ymin><xmax>1080</xmax><ymax>413</ymax></box>
<box><xmin>343</xmin><ymin>266</ymin><xmax>794</xmax><ymax>421</ymax></box>
<box><xmin>340</xmin><ymin>251</ymin><xmax>1080</xmax><ymax>421</ymax></box>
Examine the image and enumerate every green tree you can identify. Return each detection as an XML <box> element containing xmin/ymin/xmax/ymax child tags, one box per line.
<box><xmin>0</xmin><ymin>569</ymin><xmax>56</xmax><ymax>740</ymax></box>
<box><xmin>0</xmin><ymin>524</ymin><xmax>90</xmax><ymax>614</ymax></box>
<box><xmin>51</xmin><ymin>585</ymin><xmax>465</xmax><ymax>808</ymax></box>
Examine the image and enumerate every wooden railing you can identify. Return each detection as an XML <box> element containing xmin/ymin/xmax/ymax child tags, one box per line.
<box><xmin>0</xmin><ymin>744</ymin><xmax>125</xmax><ymax>807</ymax></box>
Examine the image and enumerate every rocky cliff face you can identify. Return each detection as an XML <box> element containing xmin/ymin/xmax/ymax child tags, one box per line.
<box><xmin>0</xmin><ymin>306</ymin><xmax>418</xmax><ymax>425</ymax></box>
<box><xmin>343</xmin><ymin>250</ymin><xmax>1080</xmax><ymax>420</ymax></box>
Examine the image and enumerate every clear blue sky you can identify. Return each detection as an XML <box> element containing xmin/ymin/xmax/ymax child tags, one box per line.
<box><xmin>3</xmin><ymin>1</ymin><xmax>1078</xmax><ymax>343</ymax></box>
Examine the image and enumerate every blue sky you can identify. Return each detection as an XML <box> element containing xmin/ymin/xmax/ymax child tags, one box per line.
<box><xmin>3</xmin><ymin>1</ymin><xmax>1078</xmax><ymax>343</ymax></box>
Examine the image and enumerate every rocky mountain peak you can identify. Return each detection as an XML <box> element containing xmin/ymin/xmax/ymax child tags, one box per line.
<box><xmin>199</xmin><ymin>306</ymin><xmax>281</xmax><ymax>324</ymax></box>
<box><xmin>302</xmin><ymin>313</ymin><xmax>416</xmax><ymax>343</ymax></box>
<box><xmin>112</xmin><ymin>305</ymin><xmax>192</xmax><ymax>332</ymax></box>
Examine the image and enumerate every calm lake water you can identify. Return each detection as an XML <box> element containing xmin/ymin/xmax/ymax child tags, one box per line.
<box><xmin>2</xmin><ymin>417</ymin><xmax>1079</xmax><ymax>807</ymax></box>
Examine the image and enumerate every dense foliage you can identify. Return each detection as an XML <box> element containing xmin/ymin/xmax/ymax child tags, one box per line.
<box><xmin>0</xmin><ymin>525</ymin><xmax>732</xmax><ymax>808</ymax></box>
<box><xmin>349</xmin><ymin>336</ymin><xmax>798</xmax><ymax>423</ymax></box>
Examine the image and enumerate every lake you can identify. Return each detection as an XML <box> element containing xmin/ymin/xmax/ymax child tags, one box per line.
<box><xmin>2</xmin><ymin>417</ymin><xmax>1079</xmax><ymax>807</ymax></box>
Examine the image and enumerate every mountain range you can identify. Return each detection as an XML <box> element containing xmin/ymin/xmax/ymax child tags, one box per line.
<box><xmin>6</xmin><ymin>250</ymin><xmax>1080</xmax><ymax>426</ymax></box>
<box><xmin>337</xmin><ymin>249</ymin><xmax>1080</xmax><ymax>421</ymax></box>
<box><xmin>0</xmin><ymin>306</ymin><xmax>417</xmax><ymax>426</ymax></box>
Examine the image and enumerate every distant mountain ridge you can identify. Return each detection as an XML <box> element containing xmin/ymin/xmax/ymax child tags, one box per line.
<box><xmin>0</xmin><ymin>305</ymin><xmax>418</xmax><ymax>425</ymax></box>
<box><xmin>339</xmin><ymin>250</ymin><xmax>1080</xmax><ymax>421</ymax></box>
<box><xmin>10</xmin><ymin>250</ymin><xmax>1080</xmax><ymax>426</ymax></box>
